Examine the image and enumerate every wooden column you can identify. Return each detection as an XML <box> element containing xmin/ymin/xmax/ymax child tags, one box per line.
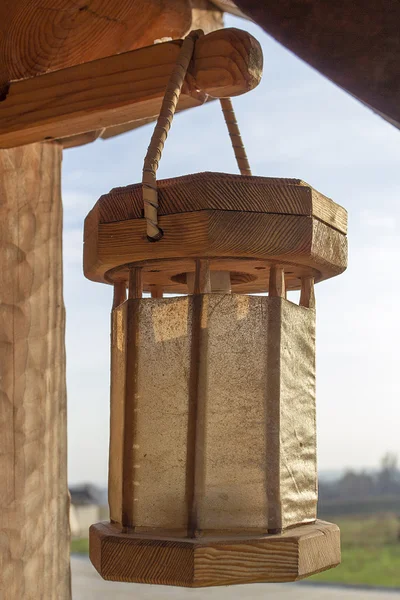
<box><xmin>0</xmin><ymin>143</ymin><xmax>71</xmax><ymax>599</ymax></box>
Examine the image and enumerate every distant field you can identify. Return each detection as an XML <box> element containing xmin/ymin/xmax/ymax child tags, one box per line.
<box><xmin>311</xmin><ymin>514</ymin><xmax>400</xmax><ymax>588</ymax></box>
<box><xmin>71</xmin><ymin>514</ymin><xmax>400</xmax><ymax>588</ymax></box>
<box><xmin>71</xmin><ymin>538</ymin><xmax>89</xmax><ymax>554</ymax></box>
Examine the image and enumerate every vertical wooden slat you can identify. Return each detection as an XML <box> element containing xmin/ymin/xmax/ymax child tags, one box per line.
<box><xmin>269</xmin><ymin>265</ymin><xmax>285</xmax><ymax>298</ymax></box>
<box><xmin>210</xmin><ymin>271</ymin><xmax>231</xmax><ymax>293</ymax></box>
<box><xmin>300</xmin><ymin>277</ymin><xmax>315</xmax><ymax>308</ymax></box>
<box><xmin>128</xmin><ymin>268</ymin><xmax>143</xmax><ymax>299</ymax></box>
<box><xmin>112</xmin><ymin>281</ymin><xmax>126</xmax><ymax>308</ymax></box>
<box><xmin>151</xmin><ymin>285</ymin><xmax>163</xmax><ymax>299</ymax></box>
<box><xmin>121</xmin><ymin>267</ymin><xmax>142</xmax><ymax>528</ymax></box>
<box><xmin>0</xmin><ymin>143</ymin><xmax>70</xmax><ymax>599</ymax></box>
<box><xmin>193</xmin><ymin>259</ymin><xmax>211</xmax><ymax>295</ymax></box>
<box><xmin>186</xmin><ymin>260</ymin><xmax>211</xmax><ymax>535</ymax></box>
<box><xmin>121</xmin><ymin>299</ymin><xmax>140</xmax><ymax>528</ymax></box>
<box><xmin>108</xmin><ymin>304</ymin><xmax>127</xmax><ymax>524</ymax></box>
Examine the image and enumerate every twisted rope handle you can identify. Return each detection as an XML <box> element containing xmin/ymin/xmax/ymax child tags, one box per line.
<box><xmin>143</xmin><ymin>31</ymin><xmax>202</xmax><ymax>241</ymax></box>
<box><xmin>220</xmin><ymin>97</ymin><xmax>252</xmax><ymax>176</ymax></box>
<box><xmin>143</xmin><ymin>32</ymin><xmax>252</xmax><ymax>241</ymax></box>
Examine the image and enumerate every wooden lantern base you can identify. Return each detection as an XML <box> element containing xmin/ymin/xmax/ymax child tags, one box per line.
<box><xmin>89</xmin><ymin>520</ymin><xmax>340</xmax><ymax>587</ymax></box>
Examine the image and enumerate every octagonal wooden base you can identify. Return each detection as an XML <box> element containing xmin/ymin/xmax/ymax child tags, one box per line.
<box><xmin>89</xmin><ymin>520</ymin><xmax>340</xmax><ymax>587</ymax></box>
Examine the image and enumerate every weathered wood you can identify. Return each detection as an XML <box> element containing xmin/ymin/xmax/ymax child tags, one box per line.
<box><xmin>194</xmin><ymin>259</ymin><xmax>212</xmax><ymax>294</ymax></box>
<box><xmin>90</xmin><ymin>520</ymin><xmax>340</xmax><ymax>585</ymax></box>
<box><xmin>0</xmin><ymin>143</ymin><xmax>70</xmax><ymax>599</ymax></box>
<box><xmin>112</xmin><ymin>281</ymin><xmax>126</xmax><ymax>309</ymax></box>
<box><xmin>87</xmin><ymin>212</ymin><xmax>346</xmax><ymax>287</ymax></box>
<box><xmin>128</xmin><ymin>268</ymin><xmax>143</xmax><ymax>300</ymax></box>
<box><xmin>56</xmin><ymin>1</ymin><xmax>223</xmax><ymax>150</ymax></box>
<box><xmin>95</xmin><ymin>172</ymin><xmax>348</xmax><ymax>234</ymax></box>
<box><xmin>209</xmin><ymin>271</ymin><xmax>232</xmax><ymax>292</ymax></box>
<box><xmin>236</xmin><ymin>0</ymin><xmax>400</xmax><ymax>129</ymax></box>
<box><xmin>269</xmin><ymin>266</ymin><xmax>285</xmax><ymax>298</ymax></box>
<box><xmin>187</xmin><ymin>269</ymin><xmax>231</xmax><ymax>293</ymax></box>
<box><xmin>103</xmin><ymin>257</ymin><xmax>316</xmax><ymax>296</ymax></box>
<box><xmin>0</xmin><ymin>1</ymin><xmax>201</xmax><ymax>88</ymax></box>
<box><xmin>150</xmin><ymin>286</ymin><xmax>163</xmax><ymax>298</ymax></box>
<box><xmin>300</xmin><ymin>277</ymin><xmax>316</xmax><ymax>309</ymax></box>
<box><xmin>84</xmin><ymin>174</ymin><xmax>348</xmax><ymax>290</ymax></box>
<box><xmin>0</xmin><ymin>29</ymin><xmax>262</xmax><ymax>149</ymax></box>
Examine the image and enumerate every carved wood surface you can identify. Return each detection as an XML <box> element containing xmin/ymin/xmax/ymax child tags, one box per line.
<box><xmin>0</xmin><ymin>143</ymin><xmax>70</xmax><ymax>599</ymax></box>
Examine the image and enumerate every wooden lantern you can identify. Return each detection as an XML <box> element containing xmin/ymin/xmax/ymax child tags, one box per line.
<box><xmin>83</xmin><ymin>30</ymin><xmax>347</xmax><ymax>588</ymax></box>
<box><xmin>85</xmin><ymin>173</ymin><xmax>347</xmax><ymax>586</ymax></box>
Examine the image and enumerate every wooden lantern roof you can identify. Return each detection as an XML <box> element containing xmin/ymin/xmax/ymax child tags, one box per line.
<box><xmin>84</xmin><ymin>172</ymin><xmax>347</xmax><ymax>294</ymax></box>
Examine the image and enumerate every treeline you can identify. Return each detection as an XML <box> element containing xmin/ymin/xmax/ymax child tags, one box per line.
<box><xmin>320</xmin><ymin>453</ymin><xmax>400</xmax><ymax>502</ymax></box>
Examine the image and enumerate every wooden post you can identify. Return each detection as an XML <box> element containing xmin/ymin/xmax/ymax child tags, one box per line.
<box><xmin>269</xmin><ymin>265</ymin><xmax>285</xmax><ymax>298</ymax></box>
<box><xmin>0</xmin><ymin>143</ymin><xmax>71</xmax><ymax>599</ymax></box>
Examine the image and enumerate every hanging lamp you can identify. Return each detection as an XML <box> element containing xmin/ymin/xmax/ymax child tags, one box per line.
<box><xmin>84</xmin><ymin>28</ymin><xmax>347</xmax><ymax>587</ymax></box>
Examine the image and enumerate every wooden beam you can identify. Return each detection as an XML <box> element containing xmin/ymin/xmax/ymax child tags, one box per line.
<box><xmin>61</xmin><ymin>129</ymin><xmax>105</xmax><ymax>150</ymax></box>
<box><xmin>0</xmin><ymin>28</ymin><xmax>262</xmax><ymax>149</ymax></box>
<box><xmin>211</xmin><ymin>0</ymin><xmax>249</xmax><ymax>19</ymax></box>
<box><xmin>236</xmin><ymin>0</ymin><xmax>400</xmax><ymax>129</ymax></box>
<box><xmin>0</xmin><ymin>1</ymin><xmax>196</xmax><ymax>89</ymax></box>
<box><xmin>0</xmin><ymin>143</ymin><xmax>70</xmax><ymax>598</ymax></box>
<box><xmin>60</xmin><ymin>98</ymin><xmax>218</xmax><ymax>149</ymax></box>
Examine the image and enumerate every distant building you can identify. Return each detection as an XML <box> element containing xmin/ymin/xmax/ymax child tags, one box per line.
<box><xmin>69</xmin><ymin>484</ymin><xmax>109</xmax><ymax>538</ymax></box>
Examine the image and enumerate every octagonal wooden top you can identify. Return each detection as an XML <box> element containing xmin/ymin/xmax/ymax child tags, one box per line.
<box><xmin>84</xmin><ymin>172</ymin><xmax>347</xmax><ymax>293</ymax></box>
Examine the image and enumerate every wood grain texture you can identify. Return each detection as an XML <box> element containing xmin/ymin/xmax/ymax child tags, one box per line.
<box><xmin>0</xmin><ymin>143</ymin><xmax>70</xmax><ymax>599</ymax></box>
<box><xmin>58</xmin><ymin>0</ymin><xmax>225</xmax><ymax>150</ymax></box>
<box><xmin>84</xmin><ymin>173</ymin><xmax>347</xmax><ymax>291</ymax></box>
<box><xmin>0</xmin><ymin>0</ymin><xmax>194</xmax><ymax>88</ymax></box>
<box><xmin>128</xmin><ymin>268</ymin><xmax>143</xmax><ymax>300</ymax></box>
<box><xmin>269</xmin><ymin>266</ymin><xmax>285</xmax><ymax>298</ymax></box>
<box><xmin>90</xmin><ymin>520</ymin><xmax>340</xmax><ymax>586</ymax></box>
<box><xmin>84</xmin><ymin>210</ymin><xmax>347</xmax><ymax>287</ymax></box>
<box><xmin>300</xmin><ymin>277</ymin><xmax>315</xmax><ymax>309</ymax></box>
<box><xmin>96</xmin><ymin>172</ymin><xmax>347</xmax><ymax>233</ymax></box>
<box><xmin>0</xmin><ymin>29</ymin><xmax>262</xmax><ymax>149</ymax></box>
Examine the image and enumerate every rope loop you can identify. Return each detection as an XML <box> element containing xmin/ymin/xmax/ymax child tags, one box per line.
<box><xmin>142</xmin><ymin>30</ymin><xmax>252</xmax><ymax>242</ymax></box>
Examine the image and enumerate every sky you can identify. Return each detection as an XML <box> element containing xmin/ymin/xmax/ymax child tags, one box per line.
<box><xmin>63</xmin><ymin>15</ymin><xmax>400</xmax><ymax>485</ymax></box>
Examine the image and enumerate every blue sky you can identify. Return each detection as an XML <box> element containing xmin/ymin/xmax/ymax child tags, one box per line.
<box><xmin>63</xmin><ymin>15</ymin><xmax>400</xmax><ymax>484</ymax></box>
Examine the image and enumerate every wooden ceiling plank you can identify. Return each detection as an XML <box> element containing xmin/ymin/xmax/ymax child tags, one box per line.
<box><xmin>0</xmin><ymin>28</ymin><xmax>261</xmax><ymax>149</ymax></box>
<box><xmin>236</xmin><ymin>0</ymin><xmax>400</xmax><ymax>129</ymax></box>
